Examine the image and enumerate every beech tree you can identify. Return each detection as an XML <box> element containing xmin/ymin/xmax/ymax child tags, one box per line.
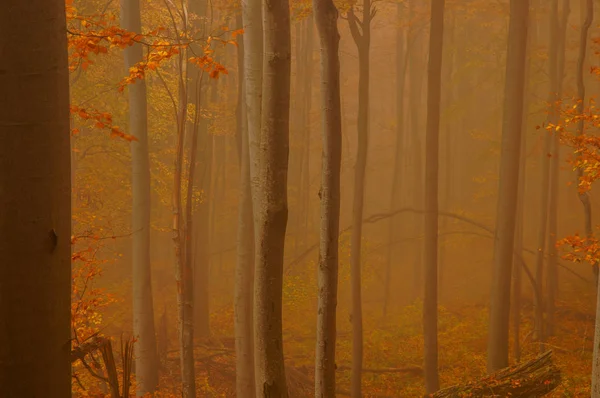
<box><xmin>313</xmin><ymin>0</ymin><xmax>342</xmax><ymax>395</ymax></box>
<box><xmin>487</xmin><ymin>0</ymin><xmax>529</xmax><ymax>373</ymax></box>
<box><xmin>0</xmin><ymin>1</ymin><xmax>71</xmax><ymax>396</ymax></box>
<box><xmin>346</xmin><ymin>0</ymin><xmax>375</xmax><ymax>394</ymax></box>
<box><xmin>253</xmin><ymin>0</ymin><xmax>292</xmax><ymax>393</ymax></box>
<box><xmin>120</xmin><ymin>0</ymin><xmax>160</xmax><ymax>393</ymax></box>
<box><xmin>423</xmin><ymin>0</ymin><xmax>445</xmax><ymax>393</ymax></box>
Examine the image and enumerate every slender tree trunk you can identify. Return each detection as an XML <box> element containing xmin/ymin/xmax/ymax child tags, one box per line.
<box><xmin>546</xmin><ymin>0</ymin><xmax>570</xmax><ymax>338</ymax></box>
<box><xmin>576</xmin><ymin>0</ymin><xmax>594</xmax><ymax>278</ymax></box>
<box><xmin>234</xmin><ymin>15</ymin><xmax>256</xmax><ymax>396</ymax></box>
<box><xmin>313</xmin><ymin>0</ymin><xmax>342</xmax><ymax>395</ymax></box>
<box><xmin>120</xmin><ymin>1</ymin><xmax>159</xmax><ymax>393</ymax></box>
<box><xmin>383</xmin><ymin>1</ymin><xmax>407</xmax><ymax>317</ymax></box>
<box><xmin>253</xmin><ymin>0</ymin><xmax>291</xmax><ymax>392</ymax></box>
<box><xmin>408</xmin><ymin>0</ymin><xmax>425</xmax><ymax>300</ymax></box>
<box><xmin>577</xmin><ymin>0</ymin><xmax>600</xmax><ymax>394</ymax></box>
<box><xmin>347</xmin><ymin>3</ymin><xmax>373</xmax><ymax>395</ymax></box>
<box><xmin>487</xmin><ymin>0</ymin><xmax>529</xmax><ymax>373</ymax></box>
<box><xmin>439</xmin><ymin>12</ymin><xmax>454</xmax><ymax>302</ymax></box>
<box><xmin>533</xmin><ymin>0</ymin><xmax>561</xmax><ymax>347</ymax></box>
<box><xmin>0</xmin><ymin>1</ymin><xmax>71</xmax><ymax>396</ymax></box>
<box><xmin>173</xmin><ymin>41</ymin><xmax>196</xmax><ymax>398</ymax></box>
<box><xmin>423</xmin><ymin>0</ymin><xmax>444</xmax><ymax>393</ymax></box>
<box><xmin>512</xmin><ymin>0</ymin><xmax>538</xmax><ymax>364</ymax></box>
<box><xmin>239</xmin><ymin>0</ymin><xmax>262</xmax><ymax>390</ymax></box>
<box><xmin>188</xmin><ymin>0</ymin><xmax>211</xmax><ymax>341</ymax></box>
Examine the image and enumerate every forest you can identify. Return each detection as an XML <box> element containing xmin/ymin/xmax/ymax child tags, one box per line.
<box><xmin>4</xmin><ymin>0</ymin><xmax>600</xmax><ymax>396</ymax></box>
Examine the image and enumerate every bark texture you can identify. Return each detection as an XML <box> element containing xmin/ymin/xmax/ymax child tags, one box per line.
<box><xmin>0</xmin><ymin>1</ymin><xmax>71</xmax><ymax>396</ymax></box>
<box><xmin>313</xmin><ymin>0</ymin><xmax>342</xmax><ymax>395</ymax></box>
<box><xmin>253</xmin><ymin>0</ymin><xmax>292</xmax><ymax>393</ymax></box>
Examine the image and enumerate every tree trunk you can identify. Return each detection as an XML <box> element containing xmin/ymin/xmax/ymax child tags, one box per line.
<box><xmin>0</xmin><ymin>1</ymin><xmax>71</xmax><ymax>396</ymax></box>
<box><xmin>234</xmin><ymin>13</ymin><xmax>256</xmax><ymax>396</ymax></box>
<box><xmin>188</xmin><ymin>0</ymin><xmax>211</xmax><ymax>342</ymax></box>
<box><xmin>576</xmin><ymin>0</ymin><xmax>594</xmax><ymax>278</ymax></box>
<box><xmin>512</xmin><ymin>0</ymin><xmax>538</xmax><ymax>364</ymax></box>
<box><xmin>120</xmin><ymin>1</ymin><xmax>159</xmax><ymax>394</ymax></box>
<box><xmin>546</xmin><ymin>0</ymin><xmax>570</xmax><ymax>338</ymax></box>
<box><xmin>346</xmin><ymin>2</ymin><xmax>372</xmax><ymax>395</ymax></box>
<box><xmin>383</xmin><ymin>1</ymin><xmax>407</xmax><ymax>317</ymax></box>
<box><xmin>487</xmin><ymin>0</ymin><xmax>529</xmax><ymax>373</ymax></box>
<box><xmin>577</xmin><ymin>0</ymin><xmax>600</xmax><ymax>393</ymax></box>
<box><xmin>173</xmin><ymin>40</ymin><xmax>196</xmax><ymax>398</ymax></box>
<box><xmin>408</xmin><ymin>0</ymin><xmax>425</xmax><ymax>300</ymax></box>
<box><xmin>423</xmin><ymin>0</ymin><xmax>445</xmax><ymax>393</ymax></box>
<box><xmin>239</xmin><ymin>0</ymin><xmax>262</xmax><ymax>389</ymax></box>
<box><xmin>313</xmin><ymin>0</ymin><xmax>342</xmax><ymax>396</ymax></box>
<box><xmin>253</xmin><ymin>0</ymin><xmax>291</xmax><ymax>393</ymax></box>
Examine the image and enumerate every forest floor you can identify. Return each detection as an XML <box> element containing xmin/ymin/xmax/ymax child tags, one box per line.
<box><xmin>151</xmin><ymin>287</ymin><xmax>596</xmax><ymax>397</ymax></box>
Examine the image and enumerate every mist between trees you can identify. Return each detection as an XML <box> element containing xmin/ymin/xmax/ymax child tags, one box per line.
<box><xmin>5</xmin><ymin>0</ymin><xmax>600</xmax><ymax>397</ymax></box>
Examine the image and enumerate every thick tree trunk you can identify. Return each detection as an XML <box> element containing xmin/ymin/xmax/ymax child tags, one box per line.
<box><xmin>423</xmin><ymin>0</ymin><xmax>445</xmax><ymax>393</ymax></box>
<box><xmin>253</xmin><ymin>0</ymin><xmax>291</xmax><ymax>393</ymax></box>
<box><xmin>0</xmin><ymin>1</ymin><xmax>71</xmax><ymax>396</ymax></box>
<box><xmin>313</xmin><ymin>0</ymin><xmax>342</xmax><ymax>395</ymax></box>
<box><xmin>120</xmin><ymin>1</ymin><xmax>159</xmax><ymax>394</ymax></box>
<box><xmin>347</xmin><ymin>3</ymin><xmax>372</xmax><ymax>395</ymax></box>
<box><xmin>487</xmin><ymin>0</ymin><xmax>529</xmax><ymax>373</ymax></box>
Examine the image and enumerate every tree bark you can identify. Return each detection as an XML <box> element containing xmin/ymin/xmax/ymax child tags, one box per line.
<box><xmin>346</xmin><ymin>2</ymin><xmax>373</xmax><ymax>395</ymax></box>
<box><xmin>0</xmin><ymin>1</ymin><xmax>71</xmax><ymax>396</ymax></box>
<box><xmin>234</xmin><ymin>14</ymin><xmax>256</xmax><ymax>397</ymax></box>
<box><xmin>383</xmin><ymin>1</ymin><xmax>407</xmax><ymax>317</ymax></box>
<box><xmin>313</xmin><ymin>0</ymin><xmax>342</xmax><ymax>396</ymax></box>
<box><xmin>546</xmin><ymin>0</ymin><xmax>570</xmax><ymax>338</ymax></box>
<box><xmin>120</xmin><ymin>1</ymin><xmax>159</xmax><ymax>394</ymax></box>
<box><xmin>423</xmin><ymin>0</ymin><xmax>445</xmax><ymax>393</ymax></box>
<box><xmin>487</xmin><ymin>0</ymin><xmax>529</xmax><ymax>373</ymax></box>
<box><xmin>253</xmin><ymin>0</ymin><xmax>291</xmax><ymax>393</ymax></box>
<box><xmin>173</xmin><ymin>35</ymin><xmax>196</xmax><ymax>398</ymax></box>
<box><xmin>577</xmin><ymin>1</ymin><xmax>600</xmax><ymax>393</ymax></box>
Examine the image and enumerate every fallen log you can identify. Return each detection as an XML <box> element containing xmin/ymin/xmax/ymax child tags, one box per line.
<box><xmin>431</xmin><ymin>350</ymin><xmax>561</xmax><ymax>397</ymax></box>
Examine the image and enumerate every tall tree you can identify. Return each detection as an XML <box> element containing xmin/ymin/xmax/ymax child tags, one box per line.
<box><xmin>313</xmin><ymin>0</ymin><xmax>342</xmax><ymax>395</ymax></box>
<box><xmin>576</xmin><ymin>0</ymin><xmax>594</xmax><ymax>280</ymax></box>
<box><xmin>188</xmin><ymin>0</ymin><xmax>212</xmax><ymax>340</ymax></box>
<box><xmin>120</xmin><ymin>0</ymin><xmax>159</xmax><ymax>393</ymax></box>
<box><xmin>423</xmin><ymin>0</ymin><xmax>445</xmax><ymax>393</ymax></box>
<box><xmin>253</xmin><ymin>0</ymin><xmax>291</xmax><ymax>393</ymax></box>
<box><xmin>533</xmin><ymin>0</ymin><xmax>559</xmax><ymax>346</ymax></box>
<box><xmin>171</xmin><ymin>10</ymin><xmax>195</xmax><ymax>395</ymax></box>
<box><xmin>546</xmin><ymin>0</ymin><xmax>570</xmax><ymax>338</ymax></box>
<box><xmin>383</xmin><ymin>0</ymin><xmax>407</xmax><ymax>317</ymax></box>
<box><xmin>0</xmin><ymin>1</ymin><xmax>71</xmax><ymax>396</ymax></box>
<box><xmin>487</xmin><ymin>0</ymin><xmax>529</xmax><ymax>373</ymax></box>
<box><xmin>234</xmin><ymin>10</ymin><xmax>256</xmax><ymax>397</ymax></box>
<box><xmin>347</xmin><ymin>0</ymin><xmax>375</xmax><ymax>394</ymax></box>
<box><xmin>576</xmin><ymin>0</ymin><xmax>600</xmax><ymax>394</ymax></box>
